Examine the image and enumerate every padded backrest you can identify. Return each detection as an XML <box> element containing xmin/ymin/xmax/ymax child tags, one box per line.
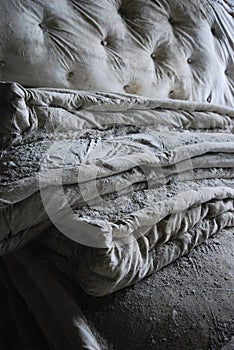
<box><xmin>0</xmin><ymin>0</ymin><xmax>233</xmax><ymax>106</ymax></box>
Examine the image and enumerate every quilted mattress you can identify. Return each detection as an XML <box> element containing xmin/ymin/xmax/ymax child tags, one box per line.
<box><xmin>0</xmin><ymin>82</ymin><xmax>234</xmax><ymax>296</ymax></box>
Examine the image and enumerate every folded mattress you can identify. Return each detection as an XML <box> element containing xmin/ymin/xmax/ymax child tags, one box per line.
<box><xmin>0</xmin><ymin>82</ymin><xmax>234</xmax><ymax>295</ymax></box>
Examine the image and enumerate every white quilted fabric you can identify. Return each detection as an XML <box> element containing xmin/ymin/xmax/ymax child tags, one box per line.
<box><xmin>0</xmin><ymin>0</ymin><xmax>233</xmax><ymax>298</ymax></box>
<box><xmin>0</xmin><ymin>0</ymin><xmax>233</xmax><ymax>105</ymax></box>
<box><xmin>0</xmin><ymin>2</ymin><xmax>234</xmax><ymax>349</ymax></box>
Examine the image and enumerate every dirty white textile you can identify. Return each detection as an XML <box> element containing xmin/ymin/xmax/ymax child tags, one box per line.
<box><xmin>0</xmin><ymin>1</ymin><xmax>233</xmax><ymax>349</ymax></box>
<box><xmin>0</xmin><ymin>0</ymin><xmax>233</xmax><ymax>106</ymax></box>
<box><xmin>0</xmin><ymin>0</ymin><xmax>234</xmax><ymax>297</ymax></box>
<box><xmin>0</xmin><ymin>83</ymin><xmax>234</xmax><ymax>296</ymax></box>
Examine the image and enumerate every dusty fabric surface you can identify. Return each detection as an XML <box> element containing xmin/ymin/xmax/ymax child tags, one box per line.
<box><xmin>0</xmin><ymin>0</ymin><xmax>233</xmax><ymax>107</ymax></box>
<box><xmin>0</xmin><ymin>83</ymin><xmax>234</xmax><ymax>296</ymax></box>
<box><xmin>0</xmin><ymin>0</ymin><xmax>233</xmax><ymax>348</ymax></box>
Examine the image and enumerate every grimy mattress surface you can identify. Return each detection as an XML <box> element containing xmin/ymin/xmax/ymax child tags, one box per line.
<box><xmin>0</xmin><ymin>82</ymin><xmax>234</xmax><ymax>295</ymax></box>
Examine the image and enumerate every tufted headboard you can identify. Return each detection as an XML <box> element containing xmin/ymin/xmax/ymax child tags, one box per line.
<box><xmin>0</xmin><ymin>0</ymin><xmax>233</xmax><ymax>106</ymax></box>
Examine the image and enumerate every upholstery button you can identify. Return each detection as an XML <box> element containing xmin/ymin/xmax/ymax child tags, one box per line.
<box><xmin>101</xmin><ymin>40</ymin><xmax>107</xmax><ymax>46</ymax></box>
<box><xmin>118</xmin><ymin>8</ymin><xmax>125</xmax><ymax>19</ymax></box>
<box><xmin>211</xmin><ymin>27</ymin><xmax>216</xmax><ymax>36</ymax></box>
<box><xmin>0</xmin><ymin>60</ymin><xmax>5</xmax><ymax>67</ymax></box>
<box><xmin>124</xmin><ymin>85</ymin><xmax>130</xmax><ymax>92</ymax></box>
<box><xmin>68</xmin><ymin>72</ymin><xmax>74</xmax><ymax>79</ymax></box>
<box><xmin>169</xmin><ymin>90</ymin><xmax>174</xmax><ymax>98</ymax></box>
<box><xmin>187</xmin><ymin>58</ymin><xmax>192</xmax><ymax>64</ymax></box>
<box><xmin>207</xmin><ymin>96</ymin><xmax>211</xmax><ymax>103</ymax></box>
<box><xmin>39</xmin><ymin>23</ymin><xmax>47</xmax><ymax>30</ymax></box>
<box><xmin>168</xmin><ymin>17</ymin><xmax>174</xmax><ymax>24</ymax></box>
<box><xmin>151</xmin><ymin>53</ymin><xmax>156</xmax><ymax>59</ymax></box>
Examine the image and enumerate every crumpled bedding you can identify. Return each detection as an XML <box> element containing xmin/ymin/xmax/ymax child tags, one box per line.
<box><xmin>0</xmin><ymin>82</ymin><xmax>234</xmax><ymax>296</ymax></box>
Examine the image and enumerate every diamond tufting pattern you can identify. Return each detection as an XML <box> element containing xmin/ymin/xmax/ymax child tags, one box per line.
<box><xmin>0</xmin><ymin>0</ymin><xmax>233</xmax><ymax>106</ymax></box>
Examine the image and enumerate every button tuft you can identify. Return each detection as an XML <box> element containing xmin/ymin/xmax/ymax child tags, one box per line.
<box><xmin>169</xmin><ymin>90</ymin><xmax>174</xmax><ymax>97</ymax></box>
<box><xmin>118</xmin><ymin>8</ymin><xmax>125</xmax><ymax>18</ymax></box>
<box><xmin>211</xmin><ymin>27</ymin><xmax>216</xmax><ymax>36</ymax></box>
<box><xmin>39</xmin><ymin>23</ymin><xmax>47</xmax><ymax>30</ymax></box>
<box><xmin>168</xmin><ymin>17</ymin><xmax>174</xmax><ymax>24</ymax></box>
<box><xmin>124</xmin><ymin>85</ymin><xmax>130</xmax><ymax>91</ymax></box>
<box><xmin>68</xmin><ymin>72</ymin><xmax>74</xmax><ymax>78</ymax></box>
